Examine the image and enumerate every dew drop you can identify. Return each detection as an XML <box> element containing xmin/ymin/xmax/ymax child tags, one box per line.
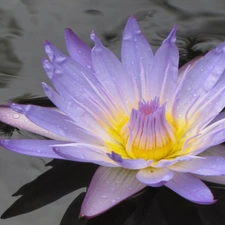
<box><xmin>187</xmin><ymin>87</ymin><xmax>191</xmax><ymax>91</ymax></box>
<box><xmin>12</xmin><ymin>113</ymin><xmax>20</xmax><ymax>119</ymax></box>
<box><xmin>111</xmin><ymin>199</ymin><xmax>116</xmax><ymax>203</ymax></box>
<box><xmin>37</xmin><ymin>150</ymin><xmax>41</xmax><ymax>153</ymax></box>
<box><xmin>6</xmin><ymin>114</ymin><xmax>10</xmax><ymax>117</ymax></box>
<box><xmin>86</xmin><ymin>65</ymin><xmax>91</xmax><ymax>69</ymax></box>
<box><xmin>101</xmin><ymin>194</ymin><xmax>108</xmax><ymax>199</ymax></box>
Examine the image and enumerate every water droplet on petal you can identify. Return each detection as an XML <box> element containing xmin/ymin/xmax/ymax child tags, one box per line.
<box><xmin>187</xmin><ymin>87</ymin><xmax>191</xmax><ymax>91</ymax></box>
<box><xmin>101</xmin><ymin>194</ymin><xmax>108</xmax><ymax>199</ymax></box>
<box><xmin>12</xmin><ymin>113</ymin><xmax>20</xmax><ymax>119</ymax></box>
<box><xmin>111</xmin><ymin>199</ymin><xmax>116</xmax><ymax>203</ymax></box>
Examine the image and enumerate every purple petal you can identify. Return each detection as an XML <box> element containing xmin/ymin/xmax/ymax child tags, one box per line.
<box><xmin>136</xmin><ymin>167</ymin><xmax>174</xmax><ymax>187</ymax></box>
<box><xmin>176</xmin><ymin>41</ymin><xmax>225</xmax><ymax>117</ymax></box>
<box><xmin>189</xmin><ymin>118</ymin><xmax>225</xmax><ymax>155</ymax></box>
<box><xmin>0</xmin><ymin>139</ymin><xmax>67</xmax><ymax>159</ymax></box>
<box><xmin>169</xmin><ymin>156</ymin><xmax>225</xmax><ymax>176</ymax></box>
<box><xmin>80</xmin><ymin>167</ymin><xmax>146</xmax><ymax>218</ymax></box>
<box><xmin>178</xmin><ymin>56</ymin><xmax>202</xmax><ymax>78</ymax></box>
<box><xmin>53</xmin><ymin>143</ymin><xmax>118</xmax><ymax>167</ymax></box>
<box><xmin>42</xmin><ymin>83</ymin><xmax>110</xmax><ymax>141</ymax></box>
<box><xmin>42</xmin><ymin>59</ymin><xmax>112</xmax><ymax>126</ymax></box>
<box><xmin>91</xmin><ymin>31</ymin><xmax>133</xmax><ymax>109</ymax></box>
<box><xmin>0</xmin><ymin>105</ymin><xmax>65</xmax><ymax>140</ymax></box>
<box><xmin>165</xmin><ymin>172</ymin><xmax>215</xmax><ymax>204</ymax></box>
<box><xmin>121</xmin><ymin>16</ymin><xmax>153</xmax><ymax>100</ymax></box>
<box><xmin>10</xmin><ymin>103</ymin><xmax>102</xmax><ymax>144</ymax></box>
<box><xmin>153</xmin><ymin>155</ymin><xmax>197</xmax><ymax>168</ymax></box>
<box><xmin>186</xmin><ymin>74</ymin><xmax>225</xmax><ymax>131</ymax></box>
<box><xmin>148</xmin><ymin>27</ymin><xmax>178</xmax><ymax>101</ymax></box>
<box><xmin>209</xmin><ymin>111</ymin><xmax>225</xmax><ymax>125</ymax></box>
<box><xmin>200</xmin><ymin>144</ymin><xmax>225</xmax><ymax>157</ymax></box>
<box><xmin>107</xmin><ymin>151</ymin><xmax>152</xmax><ymax>169</ymax></box>
<box><xmin>195</xmin><ymin>174</ymin><xmax>225</xmax><ymax>186</ymax></box>
<box><xmin>64</xmin><ymin>28</ymin><xmax>92</xmax><ymax>69</ymax></box>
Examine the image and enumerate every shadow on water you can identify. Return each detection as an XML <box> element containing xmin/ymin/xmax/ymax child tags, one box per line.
<box><xmin>1</xmin><ymin>0</ymin><xmax>225</xmax><ymax>224</ymax></box>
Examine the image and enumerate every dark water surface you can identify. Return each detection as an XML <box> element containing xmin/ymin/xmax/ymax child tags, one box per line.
<box><xmin>1</xmin><ymin>0</ymin><xmax>225</xmax><ymax>224</ymax></box>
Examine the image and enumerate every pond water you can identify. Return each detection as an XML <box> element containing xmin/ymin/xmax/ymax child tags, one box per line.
<box><xmin>1</xmin><ymin>0</ymin><xmax>225</xmax><ymax>224</ymax></box>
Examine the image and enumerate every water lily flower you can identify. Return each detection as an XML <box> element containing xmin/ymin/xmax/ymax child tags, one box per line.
<box><xmin>1</xmin><ymin>16</ymin><xmax>225</xmax><ymax>218</ymax></box>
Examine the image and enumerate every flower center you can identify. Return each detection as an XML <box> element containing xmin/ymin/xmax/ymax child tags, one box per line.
<box><xmin>105</xmin><ymin>97</ymin><xmax>181</xmax><ymax>161</ymax></box>
<box><xmin>120</xmin><ymin>98</ymin><xmax>176</xmax><ymax>160</ymax></box>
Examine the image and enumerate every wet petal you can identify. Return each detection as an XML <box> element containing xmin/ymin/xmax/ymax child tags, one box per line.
<box><xmin>0</xmin><ymin>139</ymin><xmax>67</xmax><ymax>159</ymax></box>
<box><xmin>53</xmin><ymin>143</ymin><xmax>118</xmax><ymax>167</ymax></box>
<box><xmin>121</xmin><ymin>16</ymin><xmax>153</xmax><ymax>100</ymax></box>
<box><xmin>64</xmin><ymin>28</ymin><xmax>92</xmax><ymax>68</ymax></box>
<box><xmin>148</xmin><ymin>27</ymin><xmax>178</xmax><ymax>101</ymax></box>
<box><xmin>136</xmin><ymin>167</ymin><xmax>173</xmax><ymax>187</ymax></box>
<box><xmin>0</xmin><ymin>105</ymin><xmax>65</xmax><ymax>140</ymax></box>
<box><xmin>200</xmin><ymin>144</ymin><xmax>225</xmax><ymax>157</ymax></box>
<box><xmin>42</xmin><ymin>83</ymin><xmax>111</xmax><ymax>141</ymax></box>
<box><xmin>80</xmin><ymin>167</ymin><xmax>146</xmax><ymax>218</ymax></box>
<box><xmin>153</xmin><ymin>153</ymin><xmax>197</xmax><ymax>168</ymax></box>
<box><xmin>169</xmin><ymin>156</ymin><xmax>225</xmax><ymax>176</ymax></box>
<box><xmin>165</xmin><ymin>172</ymin><xmax>215</xmax><ymax>204</ymax></box>
<box><xmin>10</xmin><ymin>103</ymin><xmax>102</xmax><ymax>144</ymax></box>
<box><xmin>42</xmin><ymin>59</ymin><xmax>115</xmax><ymax>126</ymax></box>
<box><xmin>176</xmin><ymin>41</ymin><xmax>225</xmax><ymax>117</ymax></box>
<box><xmin>91</xmin><ymin>32</ymin><xmax>133</xmax><ymax>110</ymax></box>
<box><xmin>195</xmin><ymin>174</ymin><xmax>225</xmax><ymax>186</ymax></box>
<box><xmin>188</xmin><ymin>118</ymin><xmax>225</xmax><ymax>155</ymax></box>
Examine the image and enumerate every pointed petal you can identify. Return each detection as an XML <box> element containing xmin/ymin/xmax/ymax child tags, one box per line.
<box><xmin>136</xmin><ymin>167</ymin><xmax>173</xmax><ymax>187</ymax></box>
<box><xmin>0</xmin><ymin>105</ymin><xmax>65</xmax><ymax>140</ymax></box>
<box><xmin>165</xmin><ymin>172</ymin><xmax>215</xmax><ymax>204</ymax></box>
<box><xmin>43</xmin><ymin>42</ymin><xmax>125</xmax><ymax>117</ymax></box>
<box><xmin>188</xmin><ymin>118</ymin><xmax>225</xmax><ymax>155</ymax></box>
<box><xmin>64</xmin><ymin>28</ymin><xmax>92</xmax><ymax>68</ymax></box>
<box><xmin>80</xmin><ymin>167</ymin><xmax>146</xmax><ymax>218</ymax></box>
<box><xmin>42</xmin><ymin>83</ymin><xmax>110</xmax><ymax>141</ymax></box>
<box><xmin>42</xmin><ymin>59</ymin><xmax>113</xmax><ymax>127</ymax></box>
<box><xmin>10</xmin><ymin>103</ymin><xmax>102</xmax><ymax>144</ymax></box>
<box><xmin>91</xmin><ymin>32</ymin><xmax>132</xmax><ymax>109</ymax></box>
<box><xmin>169</xmin><ymin>156</ymin><xmax>225</xmax><ymax>176</ymax></box>
<box><xmin>53</xmin><ymin>143</ymin><xmax>118</xmax><ymax>167</ymax></box>
<box><xmin>176</xmin><ymin>41</ymin><xmax>225</xmax><ymax>117</ymax></box>
<box><xmin>148</xmin><ymin>27</ymin><xmax>178</xmax><ymax>100</ymax></box>
<box><xmin>121</xmin><ymin>16</ymin><xmax>153</xmax><ymax>100</ymax></box>
<box><xmin>187</xmin><ymin>75</ymin><xmax>225</xmax><ymax>130</ymax></box>
<box><xmin>0</xmin><ymin>139</ymin><xmax>67</xmax><ymax>159</ymax></box>
<box><xmin>107</xmin><ymin>151</ymin><xmax>152</xmax><ymax>169</ymax></box>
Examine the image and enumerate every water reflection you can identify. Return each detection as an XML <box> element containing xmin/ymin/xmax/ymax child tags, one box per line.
<box><xmin>1</xmin><ymin>0</ymin><xmax>225</xmax><ymax>224</ymax></box>
<box><xmin>0</xmin><ymin>8</ymin><xmax>22</xmax><ymax>88</ymax></box>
